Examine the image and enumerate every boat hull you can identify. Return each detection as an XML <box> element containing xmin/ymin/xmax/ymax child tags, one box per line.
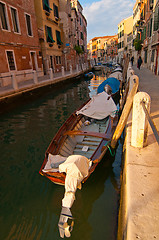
<box><xmin>39</xmin><ymin>102</ymin><xmax>118</xmax><ymax>186</ymax></box>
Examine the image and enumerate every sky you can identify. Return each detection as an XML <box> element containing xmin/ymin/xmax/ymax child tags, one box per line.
<box><xmin>79</xmin><ymin>0</ymin><xmax>136</xmax><ymax>41</ymax></box>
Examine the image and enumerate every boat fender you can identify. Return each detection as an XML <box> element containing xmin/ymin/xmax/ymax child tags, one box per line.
<box><xmin>58</xmin><ymin>207</ymin><xmax>74</xmax><ymax>238</ymax></box>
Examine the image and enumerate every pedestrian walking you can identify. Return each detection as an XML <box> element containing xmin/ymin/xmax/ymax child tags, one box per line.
<box><xmin>131</xmin><ymin>56</ymin><xmax>134</xmax><ymax>66</ymax></box>
<box><xmin>137</xmin><ymin>56</ymin><xmax>142</xmax><ymax>70</ymax></box>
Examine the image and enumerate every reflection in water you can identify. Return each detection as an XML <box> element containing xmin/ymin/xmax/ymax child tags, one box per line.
<box><xmin>0</xmin><ymin>74</ymin><xmax>122</xmax><ymax>240</ymax></box>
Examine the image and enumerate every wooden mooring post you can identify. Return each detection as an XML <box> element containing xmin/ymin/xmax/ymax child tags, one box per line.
<box><xmin>111</xmin><ymin>75</ymin><xmax>139</xmax><ymax>149</ymax></box>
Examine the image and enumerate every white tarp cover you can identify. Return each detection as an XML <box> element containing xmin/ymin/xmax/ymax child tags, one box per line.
<box><xmin>59</xmin><ymin>155</ymin><xmax>91</xmax><ymax>208</ymax></box>
<box><xmin>109</xmin><ymin>72</ymin><xmax>123</xmax><ymax>82</ymax></box>
<box><xmin>76</xmin><ymin>91</ymin><xmax>117</xmax><ymax>120</ymax></box>
<box><xmin>42</xmin><ymin>154</ymin><xmax>66</xmax><ymax>172</ymax></box>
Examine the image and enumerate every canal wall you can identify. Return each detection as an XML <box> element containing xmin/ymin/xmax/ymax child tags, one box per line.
<box><xmin>0</xmin><ymin>67</ymin><xmax>91</xmax><ymax>114</ymax></box>
<box><xmin>118</xmin><ymin>64</ymin><xmax>159</xmax><ymax>239</ymax></box>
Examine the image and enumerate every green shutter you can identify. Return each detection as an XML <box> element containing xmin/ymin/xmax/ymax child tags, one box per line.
<box><xmin>56</xmin><ymin>31</ymin><xmax>63</xmax><ymax>45</ymax></box>
<box><xmin>44</xmin><ymin>0</ymin><xmax>52</xmax><ymax>10</ymax></box>
<box><xmin>46</xmin><ymin>26</ymin><xmax>55</xmax><ymax>43</ymax></box>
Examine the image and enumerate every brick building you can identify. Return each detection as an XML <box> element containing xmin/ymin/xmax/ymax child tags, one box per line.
<box><xmin>0</xmin><ymin>0</ymin><xmax>42</xmax><ymax>85</ymax></box>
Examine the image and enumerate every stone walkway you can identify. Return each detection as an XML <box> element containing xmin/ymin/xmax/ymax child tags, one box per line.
<box><xmin>119</xmin><ymin>65</ymin><xmax>159</xmax><ymax>239</ymax></box>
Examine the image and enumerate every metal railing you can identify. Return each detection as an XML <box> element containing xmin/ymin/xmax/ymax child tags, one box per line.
<box><xmin>141</xmin><ymin>100</ymin><xmax>159</xmax><ymax>145</ymax></box>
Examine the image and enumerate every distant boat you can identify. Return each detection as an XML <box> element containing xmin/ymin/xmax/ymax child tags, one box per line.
<box><xmin>93</xmin><ymin>63</ymin><xmax>102</xmax><ymax>71</ymax></box>
<box><xmin>84</xmin><ymin>72</ymin><xmax>94</xmax><ymax>79</ymax></box>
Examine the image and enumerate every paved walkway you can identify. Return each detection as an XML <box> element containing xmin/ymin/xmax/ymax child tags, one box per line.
<box><xmin>120</xmin><ymin>65</ymin><xmax>159</xmax><ymax>239</ymax></box>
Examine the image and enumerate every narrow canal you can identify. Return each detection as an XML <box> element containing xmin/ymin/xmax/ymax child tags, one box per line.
<box><xmin>0</xmin><ymin>69</ymin><xmax>122</xmax><ymax>240</ymax></box>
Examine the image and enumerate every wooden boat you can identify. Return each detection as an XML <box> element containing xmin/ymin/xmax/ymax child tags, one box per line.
<box><xmin>93</xmin><ymin>63</ymin><xmax>102</xmax><ymax>71</ymax></box>
<box><xmin>39</xmin><ymin>94</ymin><xmax>119</xmax><ymax>186</ymax></box>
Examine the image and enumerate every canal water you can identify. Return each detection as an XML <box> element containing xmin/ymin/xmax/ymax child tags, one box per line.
<box><xmin>0</xmin><ymin>69</ymin><xmax>122</xmax><ymax>240</ymax></box>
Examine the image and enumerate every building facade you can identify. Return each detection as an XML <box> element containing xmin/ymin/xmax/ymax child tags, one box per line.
<box><xmin>104</xmin><ymin>35</ymin><xmax>118</xmax><ymax>62</ymax></box>
<box><xmin>131</xmin><ymin>0</ymin><xmax>159</xmax><ymax>75</ymax></box>
<box><xmin>87</xmin><ymin>36</ymin><xmax>117</xmax><ymax>63</ymax></box>
<box><xmin>59</xmin><ymin>0</ymin><xmax>77</xmax><ymax>70</ymax></box>
<box><xmin>70</xmin><ymin>0</ymin><xmax>87</xmax><ymax>67</ymax></box>
<box><xmin>34</xmin><ymin>0</ymin><xmax>63</xmax><ymax>74</ymax></box>
<box><xmin>0</xmin><ymin>0</ymin><xmax>42</xmax><ymax>85</ymax></box>
<box><xmin>118</xmin><ymin>16</ymin><xmax>133</xmax><ymax>63</ymax></box>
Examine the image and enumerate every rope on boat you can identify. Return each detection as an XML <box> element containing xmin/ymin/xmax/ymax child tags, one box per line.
<box><xmin>104</xmin><ymin>141</ymin><xmax>116</xmax><ymax>157</ymax></box>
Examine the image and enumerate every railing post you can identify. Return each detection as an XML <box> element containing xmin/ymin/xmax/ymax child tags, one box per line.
<box><xmin>70</xmin><ymin>65</ymin><xmax>72</xmax><ymax>75</ymax></box>
<box><xmin>11</xmin><ymin>73</ymin><xmax>18</xmax><ymax>90</ymax></box>
<box><xmin>61</xmin><ymin>66</ymin><xmax>65</xmax><ymax>76</ymax></box>
<box><xmin>49</xmin><ymin>68</ymin><xmax>53</xmax><ymax>80</ymax></box>
<box><xmin>33</xmin><ymin>70</ymin><xmax>38</xmax><ymax>84</ymax></box>
<box><xmin>76</xmin><ymin>64</ymin><xmax>79</xmax><ymax>72</ymax></box>
<box><xmin>131</xmin><ymin>92</ymin><xmax>151</xmax><ymax>148</ymax></box>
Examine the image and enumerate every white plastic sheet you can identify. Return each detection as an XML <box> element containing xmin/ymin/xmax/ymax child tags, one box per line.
<box><xmin>59</xmin><ymin>155</ymin><xmax>91</xmax><ymax>208</ymax></box>
<box><xmin>76</xmin><ymin>91</ymin><xmax>117</xmax><ymax>120</ymax></box>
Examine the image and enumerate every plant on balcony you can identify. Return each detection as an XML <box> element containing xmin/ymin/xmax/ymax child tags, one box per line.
<box><xmin>74</xmin><ymin>45</ymin><xmax>83</xmax><ymax>55</ymax></box>
<box><xmin>133</xmin><ymin>38</ymin><xmax>143</xmax><ymax>52</ymax></box>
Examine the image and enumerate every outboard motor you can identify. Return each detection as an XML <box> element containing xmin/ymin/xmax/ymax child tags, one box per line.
<box><xmin>58</xmin><ymin>207</ymin><xmax>74</xmax><ymax>238</ymax></box>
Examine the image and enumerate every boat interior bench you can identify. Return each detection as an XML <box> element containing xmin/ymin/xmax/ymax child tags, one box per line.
<box><xmin>64</xmin><ymin>130</ymin><xmax>110</xmax><ymax>140</ymax></box>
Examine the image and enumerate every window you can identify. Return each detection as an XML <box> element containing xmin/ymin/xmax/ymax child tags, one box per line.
<box><xmin>55</xmin><ymin>56</ymin><xmax>61</xmax><ymax>65</ymax></box>
<box><xmin>81</xmin><ymin>32</ymin><xmax>83</xmax><ymax>40</ymax></box>
<box><xmin>50</xmin><ymin>56</ymin><xmax>54</xmax><ymax>69</ymax></box>
<box><xmin>53</xmin><ymin>4</ymin><xmax>59</xmax><ymax>19</ymax></box>
<box><xmin>151</xmin><ymin>49</ymin><xmax>155</xmax><ymax>62</ymax></box>
<box><xmin>6</xmin><ymin>51</ymin><xmax>16</xmax><ymax>70</ymax></box>
<box><xmin>43</xmin><ymin>0</ymin><xmax>52</xmax><ymax>12</ymax></box>
<box><xmin>144</xmin><ymin>49</ymin><xmax>147</xmax><ymax>63</ymax></box>
<box><xmin>45</xmin><ymin>26</ymin><xmax>55</xmax><ymax>43</ymax></box>
<box><xmin>25</xmin><ymin>14</ymin><xmax>32</xmax><ymax>36</ymax></box>
<box><xmin>10</xmin><ymin>7</ymin><xmax>20</xmax><ymax>33</ymax></box>
<box><xmin>56</xmin><ymin>30</ymin><xmax>62</xmax><ymax>45</ymax></box>
<box><xmin>0</xmin><ymin>2</ymin><xmax>9</xmax><ymax>30</ymax></box>
<box><xmin>153</xmin><ymin>6</ymin><xmax>159</xmax><ymax>31</ymax></box>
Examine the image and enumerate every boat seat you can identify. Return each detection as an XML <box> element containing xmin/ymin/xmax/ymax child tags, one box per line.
<box><xmin>64</xmin><ymin>130</ymin><xmax>109</xmax><ymax>140</ymax></box>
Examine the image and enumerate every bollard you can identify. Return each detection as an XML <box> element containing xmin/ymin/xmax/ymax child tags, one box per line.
<box><xmin>33</xmin><ymin>70</ymin><xmax>38</xmax><ymax>84</ymax></box>
<box><xmin>70</xmin><ymin>65</ymin><xmax>72</xmax><ymax>75</ymax></box>
<box><xmin>131</xmin><ymin>92</ymin><xmax>151</xmax><ymax>148</ymax></box>
<box><xmin>11</xmin><ymin>73</ymin><xmax>18</xmax><ymax>90</ymax></box>
<box><xmin>76</xmin><ymin>64</ymin><xmax>79</xmax><ymax>72</ymax></box>
<box><xmin>61</xmin><ymin>66</ymin><xmax>65</xmax><ymax>76</ymax></box>
<box><xmin>49</xmin><ymin>68</ymin><xmax>53</xmax><ymax>80</ymax></box>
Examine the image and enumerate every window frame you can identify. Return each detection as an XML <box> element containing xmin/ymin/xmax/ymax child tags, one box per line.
<box><xmin>6</xmin><ymin>50</ymin><xmax>16</xmax><ymax>71</ymax></box>
<box><xmin>45</xmin><ymin>25</ymin><xmax>55</xmax><ymax>43</ymax></box>
<box><xmin>55</xmin><ymin>56</ymin><xmax>61</xmax><ymax>65</ymax></box>
<box><xmin>10</xmin><ymin>6</ymin><xmax>20</xmax><ymax>34</ymax></box>
<box><xmin>42</xmin><ymin>0</ymin><xmax>52</xmax><ymax>13</ymax></box>
<box><xmin>0</xmin><ymin>1</ymin><xmax>10</xmax><ymax>31</ymax></box>
<box><xmin>53</xmin><ymin>3</ymin><xmax>59</xmax><ymax>19</ymax></box>
<box><xmin>25</xmin><ymin>13</ymin><xmax>33</xmax><ymax>37</ymax></box>
<box><xmin>56</xmin><ymin>30</ymin><xmax>62</xmax><ymax>45</ymax></box>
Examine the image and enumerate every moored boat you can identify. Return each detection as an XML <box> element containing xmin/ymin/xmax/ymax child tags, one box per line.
<box><xmin>39</xmin><ymin>79</ymin><xmax>120</xmax><ymax>238</ymax></box>
<box><xmin>84</xmin><ymin>72</ymin><xmax>94</xmax><ymax>79</ymax></box>
<box><xmin>39</xmin><ymin>92</ymin><xmax>119</xmax><ymax>186</ymax></box>
<box><xmin>93</xmin><ymin>62</ymin><xmax>102</xmax><ymax>71</ymax></box>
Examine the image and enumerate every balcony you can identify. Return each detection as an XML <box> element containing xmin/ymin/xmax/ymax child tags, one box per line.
<box><xmin>151</xmin><ymin>31</ymin><xmax>159</xmax><ymax>46</ymax></box>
